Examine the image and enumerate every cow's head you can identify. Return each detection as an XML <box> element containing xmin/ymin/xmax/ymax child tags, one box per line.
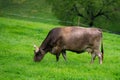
<box><xmin>34</xmin><ymin>45</ymin><xmax>45</xmax><ymax>62</ymax></box>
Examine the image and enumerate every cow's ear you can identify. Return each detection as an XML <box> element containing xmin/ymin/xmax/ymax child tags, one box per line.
<box><xmin>34</xmin><ymin>45</ymin><xmax>37</xmax><ymax>49</ymax></box>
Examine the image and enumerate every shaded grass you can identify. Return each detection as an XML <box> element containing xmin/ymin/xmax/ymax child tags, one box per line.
<box><xmin>0</xmin><ymin>17</ymin><xmax>120</xmax><ymax>80</ymax></box>
<box><xmin>0</xmin><ymin>0</ymin><xmax>58</xmax><ymax>25</ymax></box>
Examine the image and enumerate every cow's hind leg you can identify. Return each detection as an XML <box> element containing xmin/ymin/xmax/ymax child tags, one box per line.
<box><xmin>62</xmin><ymin>50</ymin><xmax>66</xmax><ymax>61</ymax></box>
<box><xmin>90</xmin><ymin>53</ymin><xmax>96</xmax><ymax>64</ymax></box>
<box><xmin>94</xmin><ymin>50</ymin><xmax>102</xmax><ymax>64</ymax></box>
<box><xmin>97</xmin><ymin>52</ymin><xmax>102</xmax><ymax>64</ymax></box>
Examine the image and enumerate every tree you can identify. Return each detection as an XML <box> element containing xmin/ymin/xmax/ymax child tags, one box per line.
<box><xmin>48</xmin><ymin>0</ymin><xmax>120</xmax><ymax>27</ymax></box>
<box><xmin>0</xmin><ymin>0</ymin><xmax>26</xmax><ymax>8</ymax></box>
<box><xmin>0</xmin><ymin>0</ymin><xmax>11</xmax><ymax>9</ymax></box>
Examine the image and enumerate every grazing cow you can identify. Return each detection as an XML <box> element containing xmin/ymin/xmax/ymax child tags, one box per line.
<box><xmin>34</xmin><ymin>27</ymin><xmax>104</xmax><ymax>64</ymax></box>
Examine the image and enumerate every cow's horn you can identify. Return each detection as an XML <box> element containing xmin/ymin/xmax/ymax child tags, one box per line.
<box><xmin>34</xmin><ymin>45</ymin><xmax>37</xmax><ymax>49</ymax></box>
<box><xmin>34</xmin><ymin>45</ymin><xmax>39</xmax><ymax>50</ymax></box>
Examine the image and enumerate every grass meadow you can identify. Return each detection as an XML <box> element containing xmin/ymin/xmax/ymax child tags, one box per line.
<box><xmin>0</xmin><ymin>17</ymin><xmax>120</xmax><ymax>80</ymax></box>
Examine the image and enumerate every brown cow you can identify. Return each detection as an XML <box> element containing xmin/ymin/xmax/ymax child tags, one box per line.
<box><xmin>34</xmin><ymin>27</ymin><xmax>104</xmax><ymax>64</ymax></box>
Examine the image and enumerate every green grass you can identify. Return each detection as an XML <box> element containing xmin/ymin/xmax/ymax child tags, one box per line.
<box><xmin>0</xmin><ymin>17</ymin><xmax>120</xmax><ymax>80</ymax></box>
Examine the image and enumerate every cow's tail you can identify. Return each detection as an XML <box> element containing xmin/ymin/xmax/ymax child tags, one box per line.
<box><xmin>99</xmin><ymin>28</ymin><xmax>104</xmax><ymax>61</ymax></box>
<box><xmin>101</xmin><ymin>39</ymin><xmax>104</xmax><ymax>61</ymax></box>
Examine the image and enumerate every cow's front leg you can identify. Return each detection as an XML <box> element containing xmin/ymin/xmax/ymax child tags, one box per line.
<box><xmin>52</xmin><ymin>46</ymin><xmax>62</xmax><ymax>62</ymax></box>
<box><xmin>62</xmin><ymin>50</ymin><xmax>66</xmax><ymax>61</ymax></box>
<box><xmin>56</xmin><ymin>53</ymin><xmax>60</xmax><ymax>62</ymax></box>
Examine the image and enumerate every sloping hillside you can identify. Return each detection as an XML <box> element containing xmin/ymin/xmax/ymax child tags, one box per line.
<box><xmin>1</xmin><ymin>0</ymin><xmax>58</xmax><ymax>24</ymax></box>
<box><xmin>0</xmin><ymin>17</ymin><xmax>120</xmax><ymax>80</ymax></box>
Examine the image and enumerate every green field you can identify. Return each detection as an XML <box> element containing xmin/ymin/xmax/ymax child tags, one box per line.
<box><xmin>0</xmin><ymin>17</ymin><xmax>120</xmax><ymax>80</ymax></box>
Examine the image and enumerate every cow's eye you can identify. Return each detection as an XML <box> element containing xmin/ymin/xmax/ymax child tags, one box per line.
<box><xmin>36</xmin><ymin>53</ymin><xmax>40</xmax><ymax>56</ymax></box>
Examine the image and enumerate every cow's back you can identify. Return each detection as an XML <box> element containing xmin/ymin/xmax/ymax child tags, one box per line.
<box><xmin>60</xmin><ymin>27</ymin><xmax>102</xmax><ymax>52</ymax></box>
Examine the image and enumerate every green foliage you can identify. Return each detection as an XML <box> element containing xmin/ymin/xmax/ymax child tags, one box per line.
<box><xmin>0</xmin><ymin>0</ymin><xmax>11</xmax><ymax>8</ymax></box>
<box><xmin>47</xmin><ymin>0</ymin><xmax>76</xmax><ymax>25</ymax></box>
<box><xmin>0</xmin><ymin>0</ymin><xmax>25</xmax><ymax>9</ymax></box>
<box><xmin>49</xmin><ymin>0</ymin><xmax>120</xmax><ymax>28</ymax></box>
<box><xmin>0</xmin><ymin>0</ymin><xmax>120</xmax><ymax>33</ymax></box>
<box><xmin>0</xmin><ymin>17</ymin><xmax>120</xmax><ymax>80</ymax></box>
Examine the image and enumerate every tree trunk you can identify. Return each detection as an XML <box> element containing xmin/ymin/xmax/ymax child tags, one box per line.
<box><xmin>89</xmin><ymin>18</ymin><xmax>94</xmax><ymax>27</ymax></box>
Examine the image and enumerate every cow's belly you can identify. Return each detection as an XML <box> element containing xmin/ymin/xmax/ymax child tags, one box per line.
<box><xmin>64</xmin><ymin>43</ymin><xmax>88</xmax><ymax>52</ymax></box>
<box><xmin>64</xmin><ymin>44</ymin><xmax>92</xmax><ymax>53</ymax></box>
